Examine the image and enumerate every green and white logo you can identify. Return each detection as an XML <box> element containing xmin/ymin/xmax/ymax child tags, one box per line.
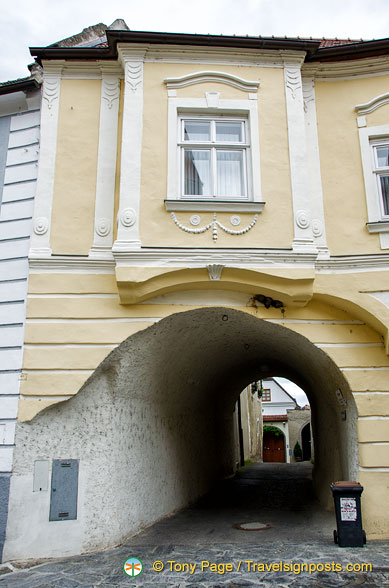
<box><xmin>123</xmin><ymin>557</ymin><xmax>143</xmax><ymax>577</ymax></box>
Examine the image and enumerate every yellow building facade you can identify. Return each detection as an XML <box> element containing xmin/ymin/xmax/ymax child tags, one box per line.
<box><xmin>3</xmin><ymin>29</ymin><xmax>389</xmax><ymax>560</ymax></box>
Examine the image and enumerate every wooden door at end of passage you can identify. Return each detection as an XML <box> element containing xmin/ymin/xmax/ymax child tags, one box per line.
<box><xmin>263</xmin><ymin>431</ymin><xmax>285</xmax><ymax>463</ymax></box>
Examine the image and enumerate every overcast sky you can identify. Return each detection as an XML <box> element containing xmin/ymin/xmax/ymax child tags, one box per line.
<box><xmin>1</xmin><ymin>0</ymin><xmax>389</xmax><ymax>81</ymax></box>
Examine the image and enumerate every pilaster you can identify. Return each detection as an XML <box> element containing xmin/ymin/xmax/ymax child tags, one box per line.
<box><xmin>302</xmin><ymin>77</ymin><xmax>329</xmax><ymax>258</ymax></box>
<box><xmin>89</xmin><ymin>66</ymin><xmax>121</xmax><ymax>259</ymax></box>
<box><xmin>283</xmin><ymin>57</ymin><xmax>316</xmax><ymax>253</ymax></box>
<box><xmin>113</xmin><ymin>47</ymin><xmax>145</xmax><ymax>252</ymax></box>
<box><xmin>29</xmin><ymin>63</ymin><xmax>64</xmax><ymax>258</ymax></box>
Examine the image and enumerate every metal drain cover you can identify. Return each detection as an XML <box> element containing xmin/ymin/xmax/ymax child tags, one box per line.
<box><xmin>233</xmin><ymin>522</ymin><xmax>271</xmax><ymax>531</ymax></box>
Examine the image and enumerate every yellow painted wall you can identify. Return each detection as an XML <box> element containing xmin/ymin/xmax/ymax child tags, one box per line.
<box><xmin>358</xmin><ymin>471</ymin><xmax>389</xmax><ymax>539</ymax></box>
<box><xmin>51</xmin><ymin>79</ymin><xmax>101</xmax><ymax>254</ymax></box>
<box><xmin>20</xmin><ymin>270</ymin><xmax>389</xmax><ymax>423</ymax></box>
<box><xmin>315</xmin><ymin>75</ymin><xmax>389</xmax><ymax>255</ymax></box>
<box><xmin>366</xmin><ymin>102</ymin><xmax>389</xmax><ymax>128</ymax></box>
<box><xmin>139</xmin><ymin>63</ymin><xmax>293</xmax><ymax>248</ymax></box>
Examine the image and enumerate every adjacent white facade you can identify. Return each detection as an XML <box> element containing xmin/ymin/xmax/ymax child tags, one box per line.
<box><xmin>0</xmin><ymin>80</ymin><xmax>41</xmax><ymax>558</ymax></box>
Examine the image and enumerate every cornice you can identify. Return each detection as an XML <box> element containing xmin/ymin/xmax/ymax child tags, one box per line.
<box><xmin>40</xmin><ymin>48</ymin><xmax>308</xmax><ymax>76</ymax></box>
<box><xmin>113</xmin><ymin>248</ymin><xmax>318</xmax><ymax>268</ymax></box>
<box><xmin>302</xmin><ymin>56</ymin><xmax>389</xmax><ymax>80</ymax></box>
<box><xmin>41</xmin><ymin>60</ymin><xmax>122</xmax><ymax>79</ymax></box>
<box><xmin>27</xmin><ymin>251</ymin><xmax>389</xmax><ymax>274</ymax></box>
<box><xmin>117</xmin><ymin>45</ymin><xmax>147</xmax><ymax>66</ymax></box>
<box><xmin>29</xmin><ymin>256</ymin><xmax>115</xmax><ymax>273</ymax></box>
<box><xmin>143</xmin><ymin>46</ymin><xmax>306</xmax><ymax>66</ymax></box>
<box><xmin>316</xmin><ymin>254</ymin><xmax>389</xmax><ymax>272</ymax></box>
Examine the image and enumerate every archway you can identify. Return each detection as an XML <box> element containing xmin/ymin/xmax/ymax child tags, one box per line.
<box><xmin>4</xmin><ymin>307</ymin><xmax>358</xmax><ymax>560</ymax></box>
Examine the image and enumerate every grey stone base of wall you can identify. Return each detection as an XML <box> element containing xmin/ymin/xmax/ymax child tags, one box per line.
<box><xmin>0</xmin><ymin>474</ymin><xmax>11</xmax><ymax>563</ymax></box>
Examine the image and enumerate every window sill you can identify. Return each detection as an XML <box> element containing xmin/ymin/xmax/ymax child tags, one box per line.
<box><xmin>366</xmin><ymin>221</ymin><xmax>389</xmax><ymax>233</ymax></box>
<box><xmin>164</xmin><ymin>199</ymin><xmax>265</xmax><ymax>213</ymax></box>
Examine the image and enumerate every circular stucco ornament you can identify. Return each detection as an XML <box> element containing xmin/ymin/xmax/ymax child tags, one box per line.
<box><xmin>96</xmin><ymin>218</ymin><xmax>111</xmax><ymax>237</ymax></box>
<box><xmin>120</xmin><ymin>208</ymin><xmax>137</xmax><ymax>228</ymax></box>
<box><xmin>295</xmin><ymin>210</ymin><xmax>310</xmax><ymax>229</ymax></box>
<box><xmin>34</xmin><ymin>217</ymin><xmax>49</xmax><ymax>235</ymax></box>
<box><xmin>230</xmin><ymin>215</ymin><xmax>241</xmax><ymax>226</ymax></box>
<box><xmin>190</xmin><ymin>215</ymin><xmax>201</xmax><ymax>226</ymax></box>
<box><xmin>312</xmin><ymin>219</ymin><xmax>323</xmax><ymax>237</ymax></box>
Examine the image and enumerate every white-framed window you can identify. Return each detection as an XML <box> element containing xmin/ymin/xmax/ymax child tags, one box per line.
<box><xmin>164</xmin><ymin>91</ymin><xmax>263</xmax><ymax>213</ymax></box>
<box><xmin>180</xmin><ymin>116</ymin><xmax>249</xmax><ymax>201</ymax></box>
<box><xmin>262</xmin><ymin>389</ymin><xmax>271</xmax><ymax>402</ymax></box>
<box><xmin>371</xmin><ymin>140</ymin><xmax>389</xmax><ymax>217</ymax></box>
<box><xmin>358</xmin><ymin>123</ymin><xmax>389</xmax><ymax>248</ymax></box>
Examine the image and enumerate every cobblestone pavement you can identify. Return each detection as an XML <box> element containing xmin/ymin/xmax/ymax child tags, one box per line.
<box><xmin>0</xmin><ymin>463</ymin><xmax>387</xmax><ymax>587</ymax></box>
<box><xmin>0</xmin><ymin>541</ymin><xmax>388</xmax><ymax>588</ymax></box>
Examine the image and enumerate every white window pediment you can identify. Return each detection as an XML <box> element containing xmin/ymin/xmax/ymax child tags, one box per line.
<box><xmin>356</xmin><ymin>93</ymin><xmax>389</xmax><ymax>116</ymax></box>
<box><xmin>164</xmin><ymin>70</ymin><xmax>260</xmax><ymax>93</ymax></box>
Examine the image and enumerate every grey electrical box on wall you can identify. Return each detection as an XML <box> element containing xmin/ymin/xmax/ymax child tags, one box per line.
<box><xmin>49</xmin><ymin>459</ymin><xmax>79</xmax><ymax>521</ymax></box>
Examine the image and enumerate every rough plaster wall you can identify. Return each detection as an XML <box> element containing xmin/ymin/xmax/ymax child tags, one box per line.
<box><xmin>287</xmin><ymin>409</ymin><xmax>312</xmax><ymax>461</ymax></box>
<box><xmin>240</xmin><ymin>388</ymin><xmax>250</xmax><ymax>459</ymax></box>
<box><xmin>248</xmin><ymin>392</ymin><xmax>262</xmax><ymax>458</ymax></box>
<box><xmin>4</xmin><ymin>307</ymin><xmax>358</xmax><ymax>560</ymax></box>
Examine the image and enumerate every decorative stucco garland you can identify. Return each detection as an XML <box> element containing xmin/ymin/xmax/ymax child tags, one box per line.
<box><xmin>170</xmin><ymin>212</ymin><xmax>258</xmax><ymax>242</ymax></box>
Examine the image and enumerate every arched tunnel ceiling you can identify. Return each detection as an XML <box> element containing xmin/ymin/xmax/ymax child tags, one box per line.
<box><xmin>99</xmin><ymin>306</ymin><xmax>353</xmax><ymax>411</ymax></box>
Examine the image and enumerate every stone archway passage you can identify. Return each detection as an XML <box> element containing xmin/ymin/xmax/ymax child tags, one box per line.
<box><xmin>4</xmin><ymin>307</ymin><xmax>358</xmax><ymax>561</ymax></box>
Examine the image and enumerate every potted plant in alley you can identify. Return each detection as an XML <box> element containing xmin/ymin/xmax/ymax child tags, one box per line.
<box><xmin>293</xmin><ymin>441</ymin><xmax>303</xmax><ymax>462</ymax></box>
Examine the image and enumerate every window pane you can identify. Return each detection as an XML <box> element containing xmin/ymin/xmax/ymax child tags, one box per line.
<box><xmin>216</xmin><ymin>122</ymin><xmax>243</xmax><ymax>142</ymax></box>
<box><xmin>380</xmin><ymin>175</ymin><xmax>389</xmax><ymax>215</ymax></box>
<box><xmin>262</xmin><ymin>389</ymin><xmax>271</xmax><ymax>402</ymax></box>
<box><xmin>184</xmin><ymin>121</ymin><xmax>210</xmax><ymax>142</ymax></box>
<box><xmin>377</xmin><ymin>146</ymin><xmax>389</xmax><ymax>167</ymax></box>
<box><xmin>184</xmin><ymin>150</ymin><xmax>211</xmax><ymax>196</ymax></box>
<box><xmin>217</xmin><ymin>151</ymin><xmax>244</xmax><ymax>197</ymax></box>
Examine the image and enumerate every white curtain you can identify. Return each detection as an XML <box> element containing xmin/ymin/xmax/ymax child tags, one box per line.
<box><xmin>217</xmin><ymin>151</ymin><xmax>244</xmax><ymax>197</ymax></box>
<box><xmin>184</xmin><ymin>150</ymin><xmax>210</xmax><ymax>196</ymax></box>
<box><xmin>216</xmin><ymin>122</ymin><xmax>242</xmax><ymax>143</ymax></box>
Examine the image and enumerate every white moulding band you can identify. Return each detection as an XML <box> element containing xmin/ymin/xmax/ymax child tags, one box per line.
<box><xmin>164</xmin><ymin>200</ymin><xmax>265</xmax><ymax>213</ymax></box>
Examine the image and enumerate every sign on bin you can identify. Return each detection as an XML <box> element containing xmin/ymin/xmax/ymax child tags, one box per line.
<box><xmin>340</xmin><ymin>498</ymin><xmax>357</xmax><ymax>522</ymax></box>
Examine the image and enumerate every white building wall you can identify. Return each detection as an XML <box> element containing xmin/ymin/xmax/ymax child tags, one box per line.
<box><xmin>262</xmin><ymin>378</ymin><xmax>297</xmax><ymax>416</ymax></box>
<box><xmin>0</xmin><ymin>101</ymin><xmax>40</xmax><ymax>474</ymax></box>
